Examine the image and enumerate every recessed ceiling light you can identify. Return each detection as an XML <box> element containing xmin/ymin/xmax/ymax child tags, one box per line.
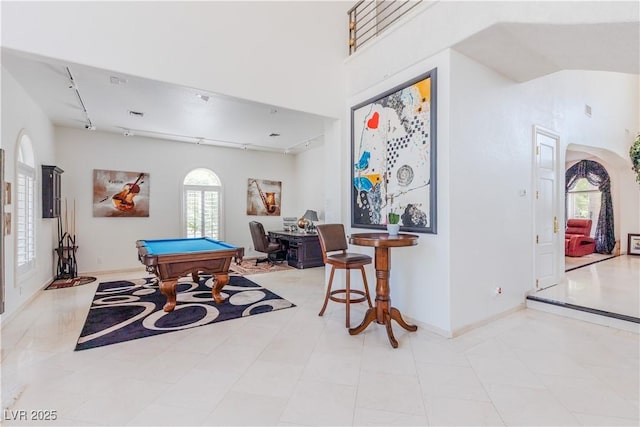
<box><xmin>110</xmin><ymin>76</ymin><xmax>128</xmax><ymax>85</ymax></box>
<box><xmin>269</xmin><ymin>133</ymin><xmax>280</xmax><ymax>137</ymax></box>
<box><xmin>196</xmin><ymin>94</ymin><xmax>210</xmax><ymax>102</ymax></box>
<box><xmin>128</xmin><ymin>110</ymin><xmax>144</xmax><ymax>117</ymax></box>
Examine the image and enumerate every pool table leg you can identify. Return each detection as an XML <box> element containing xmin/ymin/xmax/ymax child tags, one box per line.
<box><xmin>159</xmin><ymin>279</ymin><xmax>178</xmax><ymax>312</ymax></box>
<box><xmin>212</xmin><ymin>273</ymin><xmax>229</xmax><ymax>304</ymax></box>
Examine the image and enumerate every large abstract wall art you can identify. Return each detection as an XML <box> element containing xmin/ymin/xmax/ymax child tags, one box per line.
<box><xmin>351</xmin><ymin>69</ymin><xmax>437</xmax><ymax>234</ymax></box>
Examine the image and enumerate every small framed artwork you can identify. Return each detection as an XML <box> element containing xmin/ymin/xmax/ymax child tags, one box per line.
<box><xmin>4</xmin><ymin>182</ymin><xmax>10</xmax><ymax>205</ymax></box>
<box><xmin>247</xmin><ymin>178</ymin><xmax>281</xmax><ymax>216</ymax></box>
<box><xmin>628</xmin><ymin>233</ymin><xmax>640</xmax><ymax>256</ymax></box>
<box><xmin>4</xmin><ymin>213</ymin><xmax>10</xmax><ymax>235</ymax></box>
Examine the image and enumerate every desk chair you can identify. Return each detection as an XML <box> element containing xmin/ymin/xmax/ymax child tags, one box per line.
<box><xmin>249</xmin><ymin>221</ymin><xmax>286</xmax><ymax>265</ymax></box>
<box><xmin>316</xmin><ymin>224</ymin><xmax>373</xmax><ymax>328</ymax></box>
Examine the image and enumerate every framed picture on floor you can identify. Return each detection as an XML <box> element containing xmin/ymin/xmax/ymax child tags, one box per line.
<box><xmin>350</xmin><ymin>68</ymin><xmax>437</xmax><ymax>234</ymax></box>
<box><xmin>628</xmin><ymin>233</ymin><xmax>640</xmax><ymax>256</ymax></box>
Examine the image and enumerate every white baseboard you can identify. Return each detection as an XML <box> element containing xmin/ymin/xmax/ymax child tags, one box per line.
<box><xmin>410</xmin><ymin>318</ymin><xmax>453</xmax><ymax>338</ymax></box>
<box><xmin>1</xmin><ymin>275</ymin><xmax>54</xmax><ymax>329</ymax></box>
<box><xmin>406</xmin><ymin>304</ymin><xmax>527</xmax><ymax>339</ymax></box>
<box><xmin>451</xmin><ymin>304</ymin><xmax>526</xmax><ymax>338</ymax></box>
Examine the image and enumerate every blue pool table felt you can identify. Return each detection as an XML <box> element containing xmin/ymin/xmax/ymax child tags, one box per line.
<box><xmin>140</xmin><ymin>238</ymin><xmax>237</xmax><ymax>255</ymax></box>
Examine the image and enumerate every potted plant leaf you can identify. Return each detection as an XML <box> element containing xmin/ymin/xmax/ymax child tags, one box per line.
<box><xmin>631</xmin><ymin>133</ymin><xmax>640</xmax><ymax>184</ymax></box>
<box><xmin>387</xmin><ymin>210</ymin><xmax>400</xmax><ymax>235</ymax></box>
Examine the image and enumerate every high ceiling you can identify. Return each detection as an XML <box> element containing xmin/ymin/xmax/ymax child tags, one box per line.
<box><xmin>3</xmin><ymin>16</ymin><xmax>637</xmax><ymax>155</ymax></box>
<box><xmin>453</xmin><ymin>22</ymin><xmax>639</xmax><ymax>82</ymax></box>
<box><xmin>1</xmin><ymin>49</ymin><xmax>327</xmax><ymax>154</ymax></box>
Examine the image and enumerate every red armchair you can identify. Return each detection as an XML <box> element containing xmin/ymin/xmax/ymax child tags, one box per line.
<box><xmin>565</xmin><ymin>219</ymin><xmax>596</xmax><ymax>257</ymax></box>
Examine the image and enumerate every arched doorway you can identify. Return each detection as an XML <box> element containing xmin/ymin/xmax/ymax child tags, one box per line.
<box><xmin>565</xmin><ymin>159</ymin><xmax>615</xmax><ymax>254</ymax></box>
<box><xmin>564</xmin><ymin>143</ymin><xmax>635</xmax><ymax>260</ymax></box>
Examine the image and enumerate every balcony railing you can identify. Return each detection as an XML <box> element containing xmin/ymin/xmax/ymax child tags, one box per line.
<box><xmin>348</xmin><ymin>0</ymin><xmax>424</xmax><ymax>55</ymax></box>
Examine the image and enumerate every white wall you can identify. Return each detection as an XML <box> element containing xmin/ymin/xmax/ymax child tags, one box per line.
<box><xmin>345</xmin><ymin>50</ymin><xmax>453</xmax><ymax>335</ymax></box>
<box><xmin>553</xmin><ymin>70</ymin><xmax>640</xmax><ymax>252</ymax></box>
<box><xmin>293</xmin><ymin>142</ymin><xmax>326</xmax><ymax>224</ymax></box>
<box><xmin>447</xmin><ymin>54</ymin><xmax>639</xmax><ymax>332</ymax></box>
<box><xmin>1</xmin><ymin>1</ymin><xmax>349</xmax><ymax>118</ymax></box>
<box><xmin>344</xmin><ymin>6</ymin><xmax>639</xmax><ymax>335</ymax></box>
<box><xmin>54</xmin><ymin>127</ymin><xmax>303</xmax><ymax>273</ymax></box>
<box><xmin>1</xmin><ymin>67</ymin><xmax>58</xmax><ymax>320</ymax></box>
<box><xmin>448</xmin><ymin>52</ymin><xmax>534</xmax><ymax>332</ymax></box>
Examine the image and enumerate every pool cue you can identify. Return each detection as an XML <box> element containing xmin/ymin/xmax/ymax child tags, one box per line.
<box><xmin>65</xmin><ymin>199</ymin><xmax>68</xmax><ymax>239</ymax></box>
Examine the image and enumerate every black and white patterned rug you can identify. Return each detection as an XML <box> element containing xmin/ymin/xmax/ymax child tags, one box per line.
<box><xmin>75</xmin><ymin>275</ymin><xmax>295</xmax><ymax>351</ymax></box>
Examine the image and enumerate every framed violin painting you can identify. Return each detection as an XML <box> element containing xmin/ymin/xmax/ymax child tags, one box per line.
<box><xmin>93</xmin><ymin>169</ymin><xmax>150</xmax><ymax>217</ymax></box>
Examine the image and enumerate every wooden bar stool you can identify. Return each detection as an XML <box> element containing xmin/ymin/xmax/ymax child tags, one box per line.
<box><xmin>316</xmin><ymin>224</ymin><xmax>373</xmax><ymax>328</ymax></box>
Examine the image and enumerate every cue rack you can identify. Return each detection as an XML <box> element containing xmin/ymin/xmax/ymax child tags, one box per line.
<box><xmin>55</xmin><ymin>199</ymin><xmax>78</xmax><ymax>279</ymax></box>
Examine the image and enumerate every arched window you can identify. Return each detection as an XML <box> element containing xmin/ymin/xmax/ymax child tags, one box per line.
<box><xmin>183</xmin><ymin>168</ymin><xmax>222</xmax><ymax>239</ymax></box>
<box><xmin>16</xmin><ymin>133</ymin><xmax>36</xmax><ymax>274</ymax></box>
<box><xmin>567</xmin><ymin>178</ymin><xmax>601</xmax><ymax>236</ymax></box>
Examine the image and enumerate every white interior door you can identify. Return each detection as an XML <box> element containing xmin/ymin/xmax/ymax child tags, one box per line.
<box><xmin>534</xmin><ymin>127</ymin><xmax>560</xmax><ymax>290</ymax></box>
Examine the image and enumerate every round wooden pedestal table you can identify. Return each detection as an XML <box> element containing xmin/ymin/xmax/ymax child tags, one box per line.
<box><xmin>348</xmin><ymin>232</ymin><xmax>419</xmax><ymax>348</ymax></box>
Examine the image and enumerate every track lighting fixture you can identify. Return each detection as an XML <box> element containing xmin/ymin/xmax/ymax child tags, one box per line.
<box><xmin>66</xmin><ymin>66</ymin><xmax>95</xmax><ymax>133</ymax></box>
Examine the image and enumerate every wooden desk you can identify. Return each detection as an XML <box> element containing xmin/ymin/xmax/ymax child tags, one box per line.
<box><xmin>348</xmin><ymin>232</ymin><xmax>419</xmax><ymax>348</ymax></box>
<box><xmin>268</xmin><ymin>230</ymin><xmax>324</xmax><ymax>269</ymax></box>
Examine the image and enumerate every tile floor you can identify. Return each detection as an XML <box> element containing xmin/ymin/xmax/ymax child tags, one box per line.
<box><xmin>537</xmin><ymin>255</ymin><xmax>639</xmax><ymax>319</ymax></box>
<box><xmin>1</xmin><ymin>264</ymin><xmax>639</xmax><ymax>426</ymax></box>
<box><xmin>564</xmin><ymin>253</ymin><xmax>616</xmax><ymax>272</ymax></box>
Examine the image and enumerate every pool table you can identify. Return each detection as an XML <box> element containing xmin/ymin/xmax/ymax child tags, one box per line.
<box><xmin>136</xmin><ymin>237</ymin><xmax>244</xmax><ymax>312</ymax></box>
